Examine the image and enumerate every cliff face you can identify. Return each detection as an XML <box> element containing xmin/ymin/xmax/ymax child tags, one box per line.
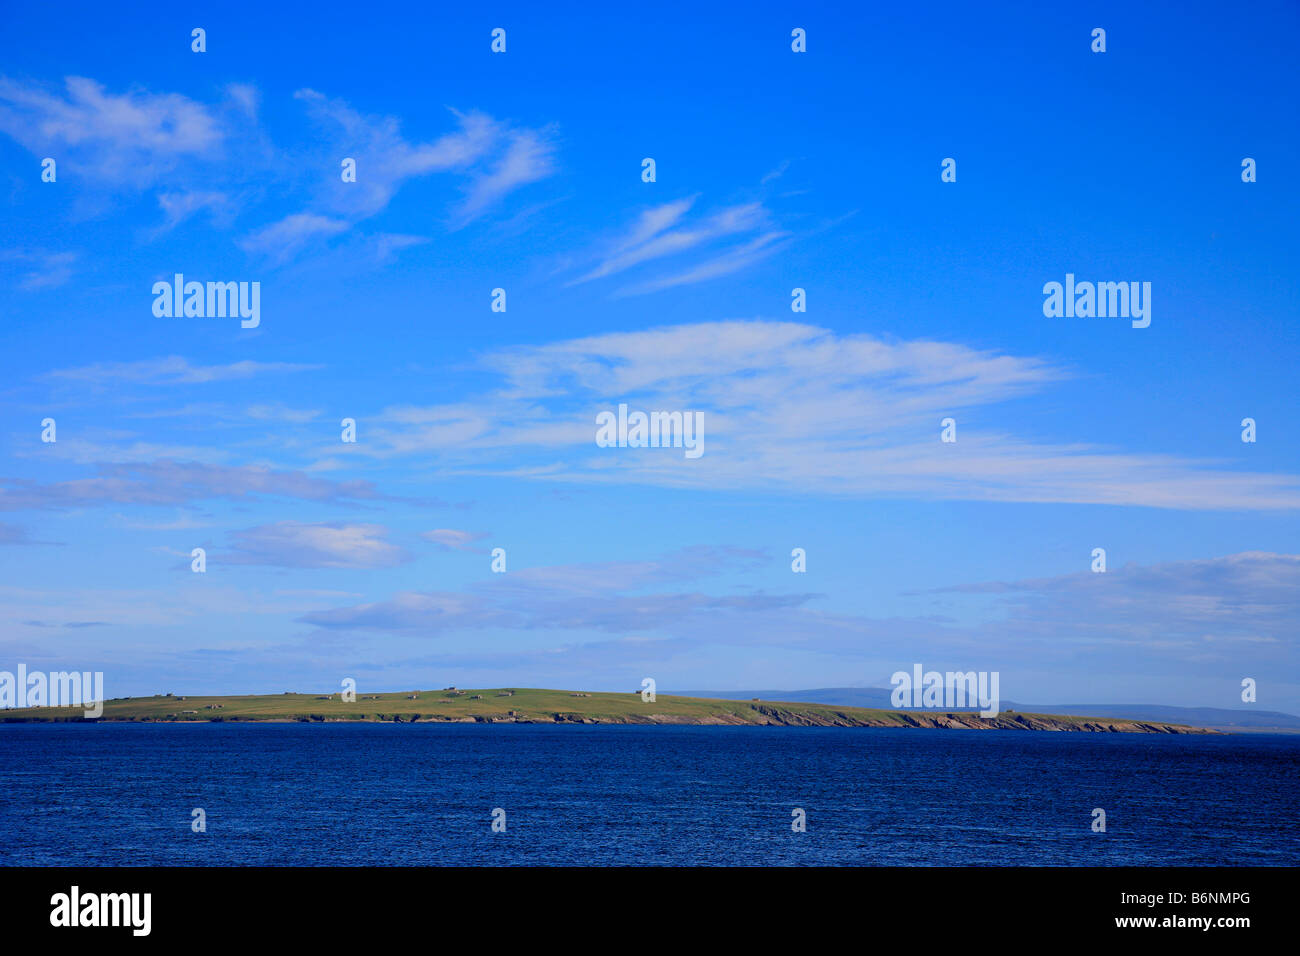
<box><xmin>532</xmin><ymin>705</ymin><xmax>1217</xmax><ymax>733</ymax></box>
<box><xmin>745</xmin><ymin>706</ymin><xmax>1215</xmax><ymax>733</ymax></box>
<box><xmin>449</xmin><ymin>705</ymin><xmax>1212</xmax><ymax>732</ymax></box>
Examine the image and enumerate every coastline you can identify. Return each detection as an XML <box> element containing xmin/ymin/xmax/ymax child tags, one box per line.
<box><xmin>0</xmin><ymin>687</ymin><xmax>1219</xmax><ymax>733</ymax></box>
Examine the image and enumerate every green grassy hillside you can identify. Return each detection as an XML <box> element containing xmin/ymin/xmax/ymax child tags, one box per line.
<box><xmin>0</xmin><ymin>686</ymin><xmax>1216</xmax><ymax>732</ymax></box>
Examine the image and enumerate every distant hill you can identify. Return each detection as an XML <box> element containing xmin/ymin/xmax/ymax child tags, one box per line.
<box><xmin>673</xmin><ymin>688</ymin><xmax>1300</xmax><ymax>733</ymax></box>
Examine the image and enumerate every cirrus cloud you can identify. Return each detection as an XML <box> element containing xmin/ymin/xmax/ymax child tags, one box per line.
<box><xmin>222</xmin><ymin>521</ymin><xmax>410</xmax><ymax>569</ymax></box>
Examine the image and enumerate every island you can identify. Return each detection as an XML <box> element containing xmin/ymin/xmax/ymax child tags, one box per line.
<box><xmin>0</xmin><ymin>687</ymin><xmax>1217</xmax><ymax>732</ymax></box>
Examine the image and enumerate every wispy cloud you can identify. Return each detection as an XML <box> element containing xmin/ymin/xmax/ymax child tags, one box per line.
<box><xmin>920</xmin><ymin>551</ymin><xmax>1300</xmax><ymax>661</ymax></box>
<box><xmin>0</xmin><ymin>76</ymin><xmax>225</xmax><ymax>184</ymax></box>
<box><xmin>245</xmin><ymin>403</ymin><xmax>322</xmax><ymax>423</ymax></box>
<box><xmin>354</xmin><ymin>320</ymin><xmax>1300</xmax><ymax>511</ymax></box>
<box><xmin>0</xmin><ymin>582</ymin><xmax>338</xmax><ymax>632</ymax></box>
<box><xmin>221</xmin><ymin>521</ymin><xmax>410</xmax><ymax>569</ymax></box>
<box><xmin>287</xmin><ymin>90</ymin><xmax>559</xmax><ymax>237</ymax></box>
<box><xmin>295</xmin><ymin>92</ymin><xmax>499</xmax><ymax>217</ymax></box>
<box><xmin>617</xmin><ymin>230</ymin><xmax>789</xmax><ymax>296</ymax></box>
<box><xmin>760</xmin><ymin>159</ymin><xmax>791</xmax><ymax>184</ymax></box>
<box><xmin>454</xmin><ymin>126</ymin><xmax>558</xmax><ymax>222</ymax></box>
<box><xmin>45</xmin><ymin>356</ymin><xmax>321</xmax><ymax>386</ymax></box>
<box><xmin>0</xmin><ymin>77</ymin><xmax>560</xmax><ymax>263</ymax></box>
<box><xmin>155</xmin><ymin>190</ymin><xmax>229</xmax><ymax>231</ymax></box>
<box><xmin>239</xmin><ymin>212</ymin><xmax>350</xmax><ymax>262</ymax></box>
<box><xmin>371</xmin><ymin>233</ymin><xmax>431</xmax><ymax>261</ymax></box>
<box><xmin>571</xmin><ymin>198</ymin><xmax>773</xmax><ymax>289</ymax></box>
<box><xmin>23</xmin><ymin>619</ymin><xmax>109</xmax><ymax>629</ymax></box>
<box><xmin>0</xmin><ymin>460</ymin><xmax>398</xmax><ymax>512</ymax></box>
<box><xmin>0</xmin><ymin>521</ymin><xmax>49</xmax><ymax>546</ymax></box>
<box><xmin>1</xmin><ymin>249</ymin><xmax>78</xmax><ymax>290</ymax></box>
<box><xmin>300</xmin><ymin>546</ymin><xmax>782</xmax><ymax>633</ymax></box>
<box><xmin>421</xmin><ymin>529</ymin><xmax>491</xmax><ymax>553</ymax></box>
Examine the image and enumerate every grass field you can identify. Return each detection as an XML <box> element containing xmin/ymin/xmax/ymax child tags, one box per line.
<box><xmin>0</xmin><ymin>686</ymin><xmax>1215</xmax><ymax>732</ymax></box>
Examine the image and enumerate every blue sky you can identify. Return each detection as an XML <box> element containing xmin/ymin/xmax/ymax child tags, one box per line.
<box><xmin>2</xmin><ymin>1</ymin><xmax>1298</xmax><ymax>711</ymax></box>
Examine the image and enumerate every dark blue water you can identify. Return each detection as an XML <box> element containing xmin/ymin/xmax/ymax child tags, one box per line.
<box><xmin>1</xmin><ymin>724</ymin><xmax>1296</xmax><ymax>866</ymax></box>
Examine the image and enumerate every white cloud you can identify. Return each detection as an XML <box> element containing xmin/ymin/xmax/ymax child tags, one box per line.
<box><xmin>421</xmin><ymin>529</ymin><xmax>490</xmax><ymax>553</ymax></box>
<box><xmin>0</xmin><ymin>76</ymin><xmax>224</xmax><ymax>184</ymax></box>
<box><xmin>455</xmin><ymin>126</ymin><xmax>558</xmax><ymax>221</ymax></box>
<box><xmin>0</xmin><ymin>77</ymin><xmax>559</xmax><ymax>264</ymax></box>
<box><xmin>156</xmin><ymin>190</ymin><xmax>228</xmax><ymax>230</ymax></box>
<box><xmin>301</xmin><ymin>546</ymin><xmax>777</xmax><ymax>633</ymax></box>
<box><xmin>352</xmin><ymin>320</ymin><xmax>1300</xmax><ymax>511</ymax></box>
<box><xmin>239</xmin><ymin>213</ymin><xmax>350</xmax><ymax>261</ymax></box>
<box><xmin>245</xmin><ymin>403</ymin><xmax>322</xmax><ymax>423</ymax></box>
<box><xmin>760</xmin><ymin>160</ymin><xmax>791</xmax><ymax>184</ymax></box>
<box><xmin>573</xmin><ymin>200</ymin><xmax>771</xmax><ymax>286</ymax></box>
<box><xmin>371</xmin><ymin>233</ymin><xmax>430</xmax><ymax>261</ymax></box>
<box><xmin>223</xmin><ymin>521</ymin><xmax>410</xmax><ymax>569</ymax></box>
<box><xmin>294</xmin><ymin>91</ymin><xmax>501</xmax><ymax>218</ymax></box>
<box><xmin>46</xmin><ymin>356</ymin><xmax>320</xmax><ymax>386</ymax></box>
<box><xmin>0</xmin><ymin>460</ymin><xmax>397</xmax><ymax>512</ymax></box>
<box><xmin>922</xmin><ymin>551</ymin><xmax>1300</xmax><ymax>660</ymax></box>
<box><xmin>292</xmin><ymin>91</ymin><xmax>557</xmax><ymax>230</ymax></box>
<box><xmin>617</xmin><ymin>230</ymin><xmax>790</xmax><ymax>296</ymax></box>
<box><xmin>2</xmin><ymin>250</ymin><xmax>77</xmax><ymax>290</ymax></box>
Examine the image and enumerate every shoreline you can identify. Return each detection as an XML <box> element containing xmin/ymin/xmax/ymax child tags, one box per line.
<box><xmin>0</xmin><ymin>687</ymin><xmax>1219</xmax><ymax>733</ymax></box>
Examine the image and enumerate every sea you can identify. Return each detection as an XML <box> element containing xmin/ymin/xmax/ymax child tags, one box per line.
<box><xmin>1</xmin><ymin>723</ymin><xmax>1296</xmax><ymax>866</ymax></box>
